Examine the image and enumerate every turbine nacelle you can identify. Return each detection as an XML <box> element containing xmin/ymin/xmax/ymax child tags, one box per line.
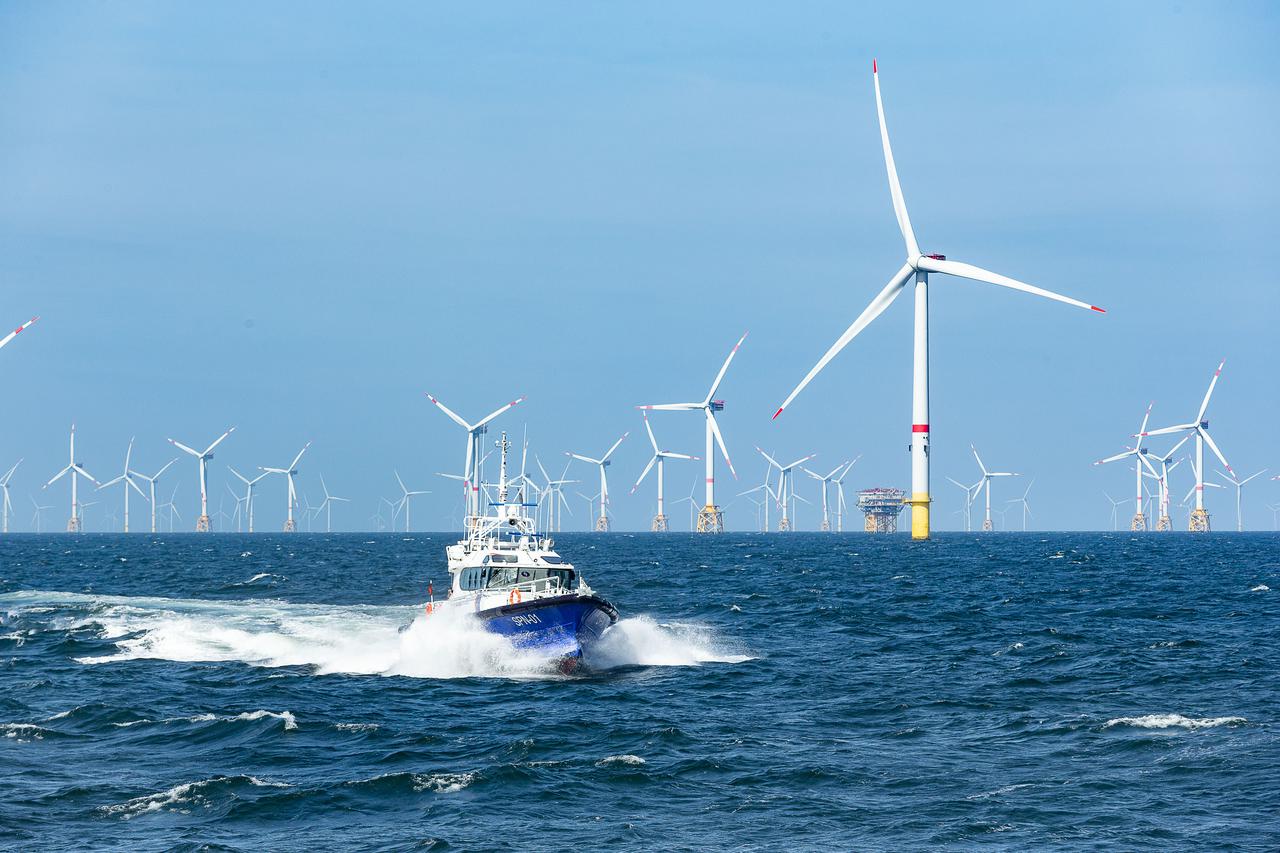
<box><xmin>709</xmin><ymin>400</ymin><xmax>725</xmax><ymax>412</ymax></box>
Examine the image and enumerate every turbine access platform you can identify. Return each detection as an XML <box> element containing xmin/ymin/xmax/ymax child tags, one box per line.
<box><xmin>858</xmin><ymin>488</ymin><xmax>906</xmax><ymax>533</ymax></box>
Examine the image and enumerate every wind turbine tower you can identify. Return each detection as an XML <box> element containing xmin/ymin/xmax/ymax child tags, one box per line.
<box><xmin>638</xmin><ymin>333</ymin><xmax>746</xmax><ymax>533</ymax></box>
<box><xmin>631</xmin><ymin>412</ymin><xmax>698</xmax><ymax>532</ymax></box>
<box><xmin>167</xmin><ymin>427</ymin><xmax>235</xmax><ymax>532</ymax></box>
<box><xmin>0</xmin><ymin>460</ymin><xmax>20</xmax><ymax>534</ymax></box>
<box><xmin>44</xmin><ymin>424</ymin><xmax>98</xmax><ymax>532</ymax></box>
<box><xmin>772</xmin><ymin>61</ymin><xmax>1104</xmax><ymax>540</ymax></box>
<box><xmin>132</xmin><ymin>459</ymin><xmax>178</xmax><ymax>534</ymax></box>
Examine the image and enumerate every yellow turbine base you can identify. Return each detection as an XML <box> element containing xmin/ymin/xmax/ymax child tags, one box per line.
<box><xmin>907</xmin><ymin>493</ymin><xmax>930</xmax><ymax>540</ymax></box>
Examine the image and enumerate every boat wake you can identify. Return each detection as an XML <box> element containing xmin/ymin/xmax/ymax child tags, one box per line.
<box><xmin>0</xmin><ymin>591</ymin><xmax>748</xmax><ymax>680</ymax></box>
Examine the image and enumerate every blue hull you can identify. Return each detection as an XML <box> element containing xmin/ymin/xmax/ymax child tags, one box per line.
<box><xmin>478</xmin><ymin>594</ymin><xmax>618</xmax><ymax>667</ymax></box>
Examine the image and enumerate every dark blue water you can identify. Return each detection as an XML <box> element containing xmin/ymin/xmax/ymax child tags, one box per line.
<box><xmin>2</xmin><ymin>533</ymin><xmax>1277</xmax><ymax>850</ymax></box>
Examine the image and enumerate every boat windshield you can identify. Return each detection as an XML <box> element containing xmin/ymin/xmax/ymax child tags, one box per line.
<box><xmin>458</xmin><ymin>565</ymin><xmax>577</xmax><ymax>592</ymax></box>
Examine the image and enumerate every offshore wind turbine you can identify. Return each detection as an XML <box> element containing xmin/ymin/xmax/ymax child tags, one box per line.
<box><xmin>260</xmin><ymin>442</ymin><xmax>310</xmax><ymax>532</ymax></box>
<box><xmin>638</xmin><ymin>332</ymin><xmax>746</xmax><ymax>533</ymax></box>
<box><xmin>229</xmin><ymin>467</ymin><xmax>268</xmax><ymax>533</ymax></box>
<box><xmin>393</xmin><ymin>471</ymin><xmax>429</xmax><ymax>532</ymax></box>
<box><xmin>832</xmin><ymin>458</ymin><xmax>860</xmax><ymax>532</ymax></box>
<box><xmin>0</xmin><ymin>460</ymin><xmax>20</xmax><ymax>534</ymax></box>
<box><xmin>1006</xmin><ymin>480</ymin><xmax>1035</xmax><ymax>532</ymax></box>
<box><xmin>424</xmin><ymin>393</ymin><xmax>525</xmax><ymax>533</ymax></box>
<box><xmin>0</xmin><ymin>316</ymin><xmax>38</xmax><ymax>353</ymax></box>
<box><xmin>631</xmin><ymin>412</ymin><xmax>698</xmax><ymax>532</ymax></box>
<box><xmin>971</xmin><ymin>446</ymin><xmax>1018</xmax><ymax>532</ymax></box>
<box><xmin>1145</xmin><ymin>435</ymin><xmax>1190</xmax><ymax>531</ymax></box>
<box><xmin>1093</xmin><ymin>403</ymin><xmax>1157</xmax><ymax>531</ymax></box>
<box><xmin>535</xmin><ymin>456</ymin><xmax>575</xmax><ymax>533</ymax></box>
<box><xmin>772</xmin><ymin>61</ymin><xmax>1104</xmax><ymax>540</ymax></box>
<box><xmin>1139</xmin><ymin>360</ymin><xmax>1232</xmax><ymax>532</ymax></box>
<box><xmin>44</xmin><ymin>425</ymin><xmax>98</xmax><ymax>532</ymax></box>
<box><xmin>1217</xmin><ymin>469</ymin><xmax>1266</xmax><ymax>533</ymax></box>
<box><xmin>755</xmin><ymin>448</ymin><xmax>816</xmax><ymax>532</ymax></box>
<box><xmin>804</xmin><ymin>462</ymin><xmax>851</xmax><ymax>532</ymax></box>
<box><xmin>167</xmin><ymin>427</ymin><xmax>235</xmax><ymax>532</ymax></box>
<box><xmin>97</xmin><ymin>438</ymin><xmax>147</xmax><ymax>533</ymax></box>
<box><xmin>567</xmin><ymin>433</ymin><xmax>628</xmax><ymax>532</ymax></box>
<box><xmin>946</xmin><ymin>476</ymin><xmax>982</xmax><ymax>532</ymax></box>
<box><xmin>1104</xmin><ymin>493</ymin><xmax>1129</xmax><ymax>531</ymax></box>
<box><xmin>317</xmin><ymin>474</ymin><xmax>350</xmax><ymax>533</ymax></box>
<box><xmin>30</xmin><ymin>496</ymin><xmax>52</xmax><ymax>532</ymax></box>
<box><xmin>132</xmin><ymin>458</ymin><xmax>178</xmax><ymax>534</ymax></box>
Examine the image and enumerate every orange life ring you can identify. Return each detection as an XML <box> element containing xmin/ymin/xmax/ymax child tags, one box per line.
<box><xmin>508</xmin><ymin>589</ymin><xmax>522</xmax><ymax>605</ymax></box>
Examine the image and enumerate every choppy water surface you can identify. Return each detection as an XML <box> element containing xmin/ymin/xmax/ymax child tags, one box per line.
<box><xmin>1</xmin><ymin>533</ymin><xmax>1277</xmax><ymax>850</ymax></box>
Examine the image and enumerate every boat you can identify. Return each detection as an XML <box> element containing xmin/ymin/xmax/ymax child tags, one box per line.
<box><xmin>434</xmin><ymin>431</ymin><xmax>618</xmax><ymax>671</ymax></box>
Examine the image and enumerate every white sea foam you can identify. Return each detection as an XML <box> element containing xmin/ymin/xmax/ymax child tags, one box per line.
<box><xmin>114</xmin><ymin>710</ymin><xmax>297</xmax><ymax>730</ymax></box>
<box><xmin>596</xmin><ymin>754</ymin><xmax>646</xmax><ymax>767</ymax></box>
<box><xmin>1251</xmin><ymin>584</ymin><xmax>1269</xmax><ymax>592</ymax></box>
<box><xmin>3</xmin><ymin>590</ymin><xmax>746</xmax><ymax>680</ymax></box>
<box><xmin>1103</xmin><ymin>714</ymin><xmax>1246</xmax><ymax>730</ymax></box>
<box><xmin>100</xmin><ymin>776</ymin><xmax>289</xmax><ymax>820</ymax></box>
<box><xmin>2</xmin><ymin>723</ymin><xmax>49</xmax><ymax>741</ymax></box>
<box><xmin>412</xmin><ymin>771</ymin><xmax>474</xmax><ymax>793</ymax></box>
<box><xmin>586</xmin><ymin>616</ymin><xmax>753</xmax><ymax>669</ymax></box>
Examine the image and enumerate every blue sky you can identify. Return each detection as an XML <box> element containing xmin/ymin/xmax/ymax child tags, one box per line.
<box><xmin>1</xmin><ymin>2</ymin><xmax>1277</xmax><ymax>531</ymax></box>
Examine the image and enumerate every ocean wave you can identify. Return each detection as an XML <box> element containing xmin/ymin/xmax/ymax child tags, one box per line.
<box><xmin>4</xmin><ymin>590</ymin><xmax>748</xmax><ymax>681</ymax></box>
<box><xmin>1103</xmin><ymin>714</ymin><xmax>1246</xmax><ymax>730</ymax></box>
<box><xmin>100</xmin><ymin>775</ymin><xmax>290</xmax><ymax>820</ymax></box>
<box><xmin>587</xmin><ymin>616</ymin><xmax>754</xmax><ymax>669</ymax></box>
<box><xmin>1251</xmin><ymin>584</ymin><xmax>1269</xmax><ymax>592</ymax></box>
<box><xmin>114</xmin><ymin>710</ymin><xmax>297</xmax><ymax>731</ymax></box>
<box><xmin>596</xmin><ymin>754</ymin><xmax>646</xmax><ymax>767</ymax></box>
<box><xmin>2</xmin><ymin>723</ymin><xmax>51</xmax><ymax>741</ymax></box>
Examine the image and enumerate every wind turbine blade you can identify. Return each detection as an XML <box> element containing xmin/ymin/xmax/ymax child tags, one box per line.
<box><xmin>167</xmin><ymin>438</ymin><xmax>200</xmax><ymax>457</ymax></box>
<box><xmin>0</xmin><ymin>316</ymin><xmax>39</xmax><ymax>351</ymax></box>
<box><xmin>1137</xmin><ymin>401</ymin><xmax>1154</xmax><ymax>439</ymax></box>
<box><xmin>971</xmin><ymin>446</ymin><xmax>988</xmax><ymax>476</ymax></box>
<box><xmin>660</xmin><ymin>452</ymin><xmax>698</xmax><ymax>461</ymax></box>
<box><xmin>1240</xmin><ymin>469</ymin><xmax>1267</xmax><ymax>486</ymax></box>
<box><xmin>1093</xmin><ymin>449</ymin><xmax>1135</xmax><ymax>465</ymax></box>
<box><xmin>229</xmin><ymin>466</ymin><xmax>250</xmax><ymax>485</ymax></box>
<box><xmin>773</xmin><ymin>263</ymin><xmax>913</xmax><ymax>418</ymax></box>
<box><xmin>642</xmin><ymin>412</ymin><xmax>659</xmax><ymax>453</ymax></box>
<box><xmin>915</xmin><ymin>256</ymin><xmax>1104</xmax><ymax>314</ymax></box>
<box><xmin>98</xmin><ymin>475</ymin><xmax>124</xmax><ymax>489</ymax></box>
<box><xmin>632</xmin><ymin>456</ymin><xmax>657</xmax><ymax>493</ymax></box>
<box><xmin>872</xmin><ymin>59</ymin><xmax>919</xmax><ymax>257</ymax></box>
<box><xmin>204</xmin><ymin>427</ymin><xmax>236</xmax><ymax>455</ymax></box>
<box><xmin>1196</xmin><ymin>359</ymin><xmax>1225</xmax><ymax>423</ymax></box>
<box><xmin>703</xmin><ymin>331</ymin><xmax>748</xmax><ymax>404</ymax></box>
<box><xmin>706</xmin><ymin>410</ymin><xmax>736</xmax><ymax>479</ymax></box>
<box><xmin>424</xmin><ymin>393</ymin><xmax>472</xmax><ymax>430</ymax></box>
<box><xmin>1198</xmin><ymin>428</ymin><xmax>1232</xmax><ymax>475</ymax></box>
<box><xmin>755</xmin><ymin>446</ymin><xmax>783</xmax><ymax>469</ymax></box>
<box><xmin>155</xmin><ymin>459</ymin><xmax>178</xmax><ymax>479</ymax></box>
<box><xmin>601</xmin><ymin>433</ymin><xmax>628</xmax><ymax>462</ymax></box>
<box><xmin>290</xmin><ymin>441</ymin><xmax>311</xmax><ymax>470</ymax></box>
<box><xmin>474</xmin><ymin>396</ymin><xmax>527</xmax><ymax>430</ymax></box>
<box><xmin>566</xmin><ymin>453</ymin><xmax>599</xmax><ymax>465</ymax></box>
<box><xmin>1141</xmin><ymin>424</ymin><xmax>1196</xmax><ymax>437</ymax></box>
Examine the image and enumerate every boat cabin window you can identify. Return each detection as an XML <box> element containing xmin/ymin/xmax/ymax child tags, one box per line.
<box><xmin>459</xmin><ymin>567</ymin><xmax>492</xmax><ymax>591</ymax></box>
<box><xmin>539</xmin><ymin>555</ymin><xmax>564</xmax><ymax>565</ymax></box>
<box><xmin>483</xmin><ymin>554</ymin><xmax>519</xmax><ymax>565</ymax></box>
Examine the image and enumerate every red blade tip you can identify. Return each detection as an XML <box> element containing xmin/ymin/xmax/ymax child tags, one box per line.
<box><xmin>1090</xmin><ymin>305</ymin><xmax>1106</xmax><ymax>313</ymax></box>
<box><xmin>872</xmin><ymin>58</ymin><xmax>877</xmax><ymax>73</ymax></box>
<box><xmin>772</xmin><ymin>407</ymin><xmax>784</xmax><ymax>420</ymax></box>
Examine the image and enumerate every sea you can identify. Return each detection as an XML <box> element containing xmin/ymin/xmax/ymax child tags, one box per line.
<box><xmin>1</xmin><ymin>532</ymin><xmax>1276</xmax><ymax>851</ymax></box>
